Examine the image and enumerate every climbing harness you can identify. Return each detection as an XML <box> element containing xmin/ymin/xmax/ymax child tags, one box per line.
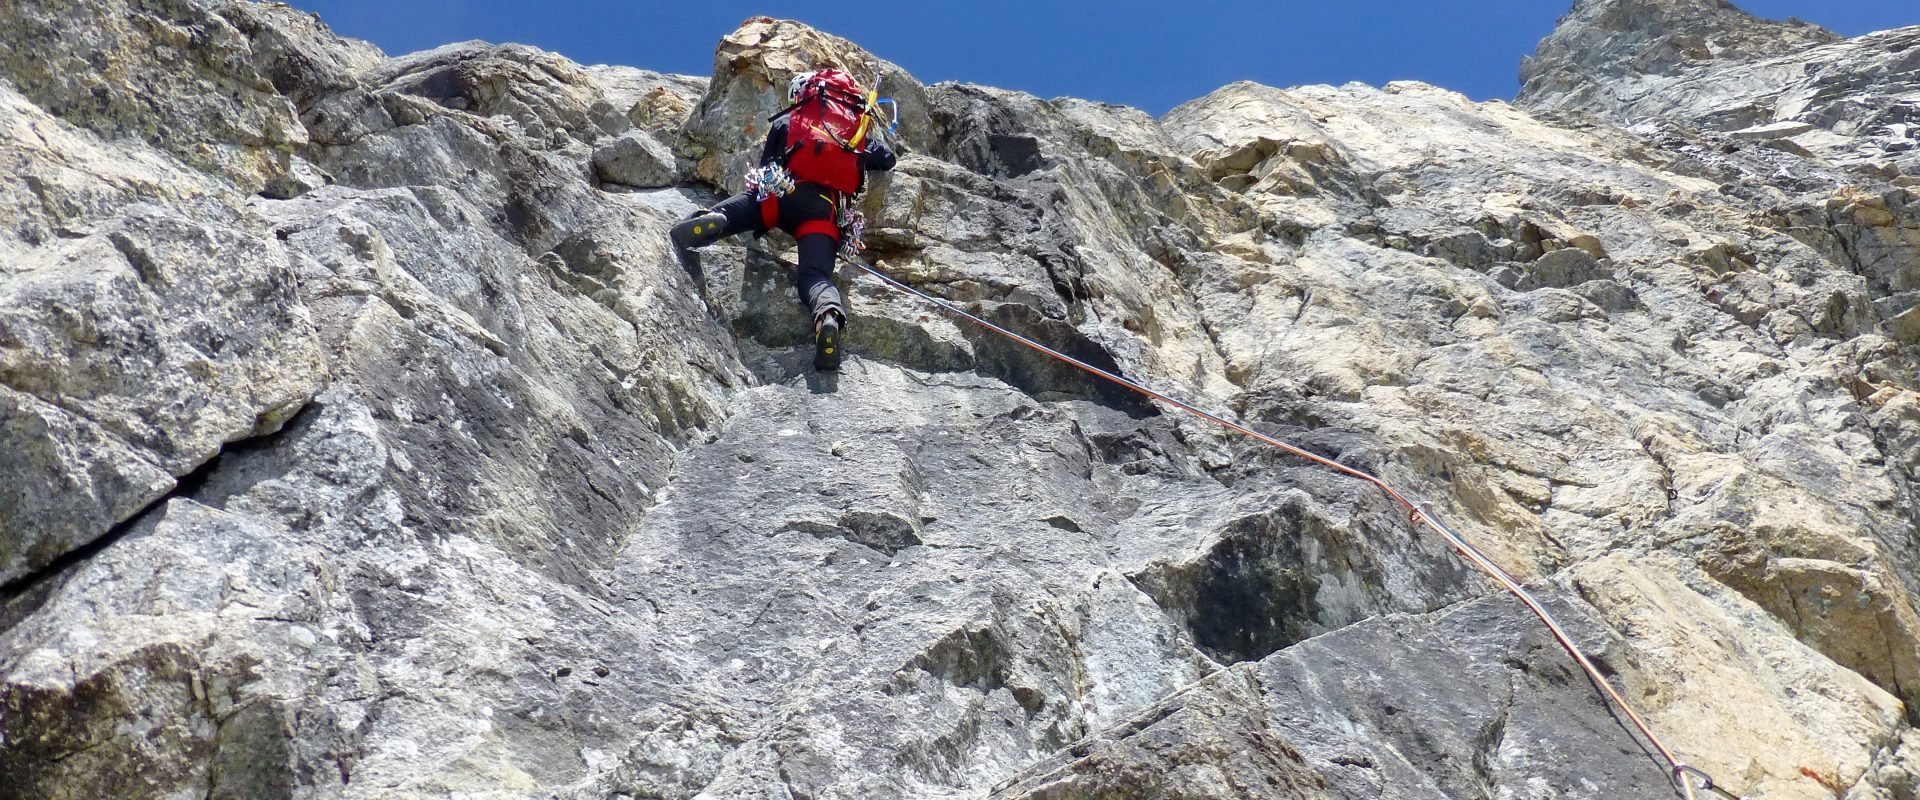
<box><xmin>838</xmin><ymin>255</ymin><xmax>1744</xmax><ymax>800</ymax></box>
<box><xmin>745</xmin><ymin>163</ymin><xmax>795</xmax><ymax>201</ymax></box>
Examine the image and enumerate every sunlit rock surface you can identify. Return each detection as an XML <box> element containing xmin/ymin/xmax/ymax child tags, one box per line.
<box><xmin>2</xmin><ymin>2</ymin><xmax>1916</xmax><ymax>798</ymax></box>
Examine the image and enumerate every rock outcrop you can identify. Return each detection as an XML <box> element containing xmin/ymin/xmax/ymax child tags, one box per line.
<box><xmin>1520</xmin><ymin>0</ymin><xmax>1919</xmax><ymax>178</ymax></box>
<box><xmin>2</xmin><ymin>2</ymin><xmax>1917</xmax><ymax>799</ymax></box>
<box><xmin>1519</xmin><ymin>0</ymin><xmax>1840</xmax><ymax>113</ymax></box>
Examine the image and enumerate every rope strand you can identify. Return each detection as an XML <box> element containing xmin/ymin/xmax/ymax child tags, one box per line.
<box><xmin>841</xmin><ymin>256</ymin><xmax>1733</xmax><ymax>799</ymax></box>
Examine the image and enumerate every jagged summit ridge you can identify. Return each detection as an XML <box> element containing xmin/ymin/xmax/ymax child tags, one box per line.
<box><xmin>1520</xmin><ymin>0</ymin><xmax>1918</xmax><ymax>180</ymax></box>
<box><xmin>1520</xmin><ymin>0</ymin><xmax>1840</xmax><ymax>114</ymax></box>
<box><xmin>1</xmin><ymin>1</ymin><xmax>1918</xmax><ymax>798</ymax></box>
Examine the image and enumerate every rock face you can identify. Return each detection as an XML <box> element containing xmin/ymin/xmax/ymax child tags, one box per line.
<box><xmin>1519</xmin><ymin>0</ymin><xmax>1840</xmax><ymax>114</ymax></box>
<box><xmin>1</xmin><ymin>2</ymin><xmax>1917</xmax><ymax>799</ymax></box>
<box><xmin>1520</xmin><ymin>0</ymin><xmax>1919</xmax><ymax>177</ymax></box>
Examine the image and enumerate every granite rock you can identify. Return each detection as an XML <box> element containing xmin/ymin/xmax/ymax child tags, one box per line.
<box><xmin>2</xmin><ymin>3</ymin><xmax>1918</xmax><ymax>799</ymax></box>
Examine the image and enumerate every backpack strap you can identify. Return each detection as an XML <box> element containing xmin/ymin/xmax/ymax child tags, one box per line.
<box><xmin>809</xmin><ymin>122</ymin><xmax>854</xmax><ymax>151</ymax></box>
<box><xmin>815</xmin><ymin>87</ymin><xmax>865</xmax><ymax>108</ymax></box>
<box><xmin>766</xmin><ymin>84</ymin><xmax>817</xmax><ymax>123</ymax></box>
<box><xmin>765</xmin><ymin>83</ymin><xmax>866</xmax><ymax>123</ymax></box>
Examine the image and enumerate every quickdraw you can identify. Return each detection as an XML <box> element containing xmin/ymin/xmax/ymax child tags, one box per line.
<box><xmin>837</xmin><ymin>203</ymin><xmax>867</xmax><ymax>261</ymax></box>
<box><xmin>872</xmin><ymin>97</ymin><xmax>900</xmax><ymax>138</ymax></box>
<box><xmin>861</xmin><ymin>68</ymin><xmax>899</xmax><ymax>141</ymax></box>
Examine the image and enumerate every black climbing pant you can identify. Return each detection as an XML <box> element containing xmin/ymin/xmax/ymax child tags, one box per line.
<box><xmin>703</xmin><ymin>182</ymin><xmax>845</xmax><ymax>325</ymax></box>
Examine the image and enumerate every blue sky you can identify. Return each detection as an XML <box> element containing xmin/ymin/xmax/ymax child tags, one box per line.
<box><xmin>284</xmin><ymin>1</ymin><xmax>1916</xmax><ymax>115</ymax></box>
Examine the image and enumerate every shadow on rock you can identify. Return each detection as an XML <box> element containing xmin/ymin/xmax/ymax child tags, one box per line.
<box><xmin>806</xmin><ymin>370</ymin><xmax>840</xmax><ymax>394</ymax></box>
<box><xmin>968</xmin><ymin>304</ymin><xmax>1158</xmax><ymax>417</ymax></box>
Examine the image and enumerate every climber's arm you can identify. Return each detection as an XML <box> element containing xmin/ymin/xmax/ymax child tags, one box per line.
<box><xmin>759</xmin><ymin>120</ymin><xmax>789</xmax><ymax>167</ymax></box>
<box><xmin>862</xmin><ymin>139</ymin><xmax>896</xmax><ymax>172</ymax></box>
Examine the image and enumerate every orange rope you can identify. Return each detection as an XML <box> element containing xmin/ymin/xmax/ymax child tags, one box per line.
<box><xmin>844</xmin><ymin>257</ymin><xmax>1734</xmax><ymax>799</ymax></box>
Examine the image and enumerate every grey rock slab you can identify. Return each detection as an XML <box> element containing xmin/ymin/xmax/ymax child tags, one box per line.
<box><xmin>1518</xmin><ymin>0</ymin><xmax>1841</xmax><ymax>119</ymax></box>
<box><xmin>0</xmin><ymin>497</ymin><xmax>331</xmax><ymax>800</ymax></box>
<box><xmin>0</xmin><ymin>384</ymin><xmax>175</xmax><ymax>586</ymax></box>
<box><xmin>1126</xmin><ymin>482</ymin><xmax>1477</xmax><ymax>665</ymax></box>
<box><xmin>0</xmin><ymin>0</ymin><xmax>309</xmax><ymax>191</ymax></box>
<box><xmin>1520</xmin><ymin>247</ymin><xmax>1611</xmax><ymax>290</ymax></box>
<box><xmin>0</xmin><ymin>83</ymin><xmax>242</xmax><ymax>259</ymax></box>
<box><xmin>989</xmin><ymin>669</ymin><xmax>1331</xmax><ymax>799</ymax></box>
<box><xmin>367</xmin><ymin>41</ymin><xmax>632</xmax><ymax>149</ymax></box>
<box><xmin>0</xmin><ymin>208</ymin><xmax>325</xmax><ymax>473</ymax></box>
<box><xmin>261</xmin><ymin>154</ymin><xmax>330</xmax><ymax>200</ymax></box>
<box><xmin>1522</xmin><ymin>2</ymin><xmax>1920</xmax><ymax>176</ymax></box>
<box><xmin>599</xmin><ymin>363</ymin><xmax>1235</xmax><ymax>797</ymax></box>
<box><xmin>3</xmin><ymin>5</ymin><xmax>1920</xmax><ymax>800</ymax></box>
<box><xmin>583</xmin><ymin>64</ymin><xmax>707</xmax><ymax>132</ymax></box>
<box><xmin>997</xmin><ymin>587</ymin><xmax>1681</xmax><ymax>800</ymax></box>
<box><xmin>593</xmin><ymin>129</ymin><xmax>679</xmax><ymax>188</ymax></box>
<box><xmin>1730</xmin><ymin>120</ymin><xmax>1818</xmax><ymax>140</ymax></box>
<box><xmin>0</xmin><ymin>204</ymin><xmax>324</xmax><ymax>583</ymax></box>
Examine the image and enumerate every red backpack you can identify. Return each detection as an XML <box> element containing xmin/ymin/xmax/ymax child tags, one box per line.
<box><xmin>778</xmin><ymin>70</ymin><xmax>872</xmax><ymax>195</ymax></box>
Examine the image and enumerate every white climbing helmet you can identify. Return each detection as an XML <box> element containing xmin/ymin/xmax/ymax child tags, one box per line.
<box><xmin>787</xmin><ymin>71</ymin><xmax>818</xmax><ymax>103</ymax></box>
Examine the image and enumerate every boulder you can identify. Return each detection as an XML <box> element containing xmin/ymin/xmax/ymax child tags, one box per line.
<box><xmin>592</xmin><ymin>130</ymin><xmax>678</xmax><ymax>187</ymax></box>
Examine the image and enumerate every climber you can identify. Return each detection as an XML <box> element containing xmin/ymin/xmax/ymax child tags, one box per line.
<box><xmin>669</xmin><ymin>68</ymin><xmax>898</xmax><ymax>371</ymax></box>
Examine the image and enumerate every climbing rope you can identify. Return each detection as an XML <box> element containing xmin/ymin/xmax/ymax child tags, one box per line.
<box><xmin>840</xmin><ymin>256</ymin><xmax>1741</xmax><ymax>800</ymax></box>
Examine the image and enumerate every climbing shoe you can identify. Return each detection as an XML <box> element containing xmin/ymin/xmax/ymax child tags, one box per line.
<box><xmin>669</xmin><ymin>211</ymin><xmax>728</xmax><ymax>254</ymax></box>
<box><xmin>813</xmin><ymin>310</ymin><xmax>843</xmax><ymax>372</ymax></box>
